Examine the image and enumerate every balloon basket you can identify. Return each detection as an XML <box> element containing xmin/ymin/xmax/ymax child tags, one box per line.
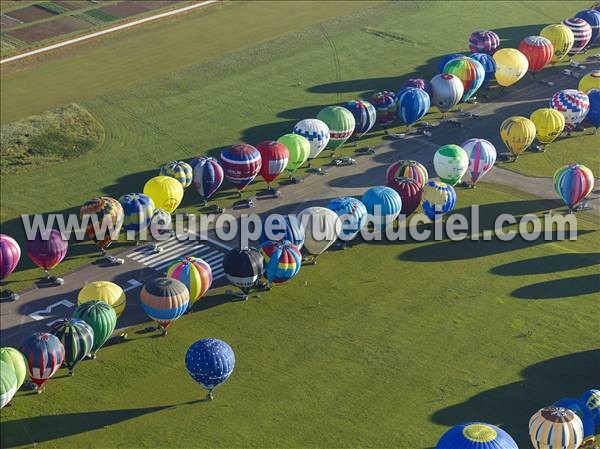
<box><xmin>206</xmin><ymin>391</ymin><xmax>214</xmax><ymax>401</ymax></box>
<box><xmin>68</xmin><ymin>370</ymin><xmax>74</xmax><ymax>377</ymax></box>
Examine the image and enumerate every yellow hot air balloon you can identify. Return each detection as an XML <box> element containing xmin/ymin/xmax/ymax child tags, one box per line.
<box><xmin>493</xmin><ymin>48</ymin><xmax>529</xmax><ymax>87</ymax></box>
<box><xmin>500</xmin><ymin>116</ymin><xmax>536</xmax><ymax>158</ymax></box>
<box><xmin>78</xmin><ymin>281</ymin><xmax>126</xmax><ymax>317</ymax></box>
<box><xmin>530</xmin><ymin>108</ymin><xmax>565</xmax><ymax>147</ymax></box>
<box><xmin>143</xmin><ymin>176</ymin><xmax>183</xmax><ymax>214</ymax></box>
<box><xmin>579</xmin><ymin>70</ymin><xmax>600</xmax><ymax>93</ymax></box>
<box><xmin>540</xmin><ymin>24</ymin><xmax>574</xmax><ymax>62</ymax></box>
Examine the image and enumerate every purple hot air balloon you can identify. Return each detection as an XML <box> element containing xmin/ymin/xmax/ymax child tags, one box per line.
<box><xmin>0</xmin><ymin>234</ymin><xmax>20</xmax><ymax>281</ymax></box>
<box><xmin>25</xmin><ymin>229</ymin><xmax>68</xmax><ymax>278</ymax></box>
<box><xmin>191</xmin><ymin>156</ymin><xmax>224</xmax><ymax>203</ymax></box>
<box><xmin>402</xmin><ymin>78</ymin><xmax>433</xmax><ymax>96</ymax></box>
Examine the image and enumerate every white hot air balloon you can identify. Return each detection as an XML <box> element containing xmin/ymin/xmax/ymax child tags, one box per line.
<box><xmin>292</xmin><ymin>119</ymin><xmax>331</xmax><ymax>160</ymax></box>
<box><xmin>430</xmin><ymin>73</ymin><xmax>464</xmax><ymax>113</ymax></box>
<box><xmin>297</xmin><ymin>207</ymin><xmax>340</xmax><ymax>262</ymax></box>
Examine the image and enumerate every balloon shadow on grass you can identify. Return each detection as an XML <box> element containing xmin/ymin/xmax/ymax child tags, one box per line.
<box><xmin>491</xmin><ymin>253</ymin><xmax>600</xmax><ymax>276</ymax></box>
<box><xmin>511</xmin><ymin>274</ymin><xmax>600</xmax><ymax>299</ymax></box>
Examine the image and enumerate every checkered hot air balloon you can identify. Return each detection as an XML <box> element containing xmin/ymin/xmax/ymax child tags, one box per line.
<box><xmin>386</xmin><ymin>177</ymin><xmax>422</xmax><ymax>216</ymax></box>
<box><xmin>166</xmin><ymin>256</ymin><xmax>213</xmax><ymax>306</ymax></box>
<box><xmin>519</xmin><ymin>36</ymin><xmax>554</xmax><ymax>73</ymax></box>
<box><xmin>461</xmin><ymin>138</ymin><xmax>497</xmax><ymax>185</ymax></box>
<box><xmin>562</xmin><ymin>17</ymin><xmax>593</xmax><ymax>54</ymax></box>
<box><xmin>396</xmin><ymin>87</ymin><xmax>431</xmax><ymax>125</ymax></box>
<box><xmin>325</xmin><ymin>197</ymin><xmax>367</xmax><ymax>241</ymax></box>
<box><xmin>468</xmin><ymin>30</ymin><xmax>500</xmax><ymax>54</ymax></box>
<box><xmin>118</xmin><ymin>193</ymin><xmax>155</xmax><ymax>237</ymax></box>
<box><xmin>443</xmin><ymin>56</ymin><xmax>485</xmax><ymax>101</ymax></box>
<box><xmin>25</xmin><ymin>229</ymin><xmax>68</xmax><ymax>277</ymax></box>
<box><xmin>369</xmin><ymin>91</ymin><xmax>397</xmax><ymax>125</ymax></box>
<box><xmin>159</xmin><ymin>161</ymin><xmax>193</xmax><ymax>188</ymax></box>
<box><xmin>186</xmin><ymin>338</ymin><xmax>235</xmax><ymax>400</ymax></box>
<box><xmin>220</xmin><ymin>144</ymin><xmax>262</xmax><ymax>191</ymax></box>
<box><xmin>80</xmin><ymin>197</ymin><xmax>124</xmax><ymax>250</ymax></box>
<box><xmin>292</xmin><ymin>119</ymin><xmax>330</xmax><ymax>160</ymax></box>
<box><xmin>529</xmin><ymin>406</ymin><xmax>584</xmax><ymax>449</ymax></box>
<box><xmin>361</xmin><ymin>186</ymin><xmax>403</xmax><ymax>230</ymax></box>
<box><xmin>20</xmin><ymin>332</ymin><xmax>65</xmax><ymax>392</ymax></box>
<box><xmin>49</xmin><ymin>318</ymin><xmax>94</xmax><ymax>376</ymax></box>
<box><xmin>259</xmin><ymin>215</ymin><xmax>305</xmax><ymax>249</ymax></box>
<box><xmin>256</xmin><ymin>140</ymin><xmax>289</xmax><ymax>186</ymax></box>
<box><xmin>435</xmin><ymin>422</ymin><xmax>518</xmax><ymax>449</ymax></box>
<box><xmin>386</xmin><ymin>160</ymin><xmax>428</xmax><ymax>188</ymax></box>
<box><xmin>191</xmin><ymin>156</ymin><xmax>224</xmax><ymax>202</ymax></box>
<box><xmin>0</xmin><ymin>234</ymin><xmax>20</xmax><ymax>281</ymax></box>
<box><xmin>139</xmin><ymin>277</ymin><xmax>189</xmax><ymax>335</ymax></box>
<box><xmin>550</xmin><ymin>89</ymin><xmax>590</xmax><ymax>130</ymax></box>
<box><xmin>260</xmin><ymin>240</ymin><xmax>302</xmax><ymax>285</ymax></box>
<box><xmin>553</xmin><ymin>163</ymin><xmax>595</xmax><ymax>210</ymax></box>
<box><xmin>344</xmin><ymin>100</ymin><xmax>377</xmax><ymax>137</ymax></box>
<box><xmin>422</xmin><ymin>181</ymin><xmax>457</xmax><ymax>221</ymax></box>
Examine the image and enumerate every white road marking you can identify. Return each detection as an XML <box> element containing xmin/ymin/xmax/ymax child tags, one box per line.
<box><xmin>29</xmin><ymin>299</ymin><xmax>74</xmax><ymax>321</ymax></box>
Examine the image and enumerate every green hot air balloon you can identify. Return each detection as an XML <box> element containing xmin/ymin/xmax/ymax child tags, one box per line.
<box><xmin>316</xmin><ymin>106</ymin><xmax>356</xmax><ymax>152</ymax></box>
<box><xmin>73</xmin><ymin>300</ymin><xmax>117</xmax><ymax>358</ymax></box>
<box><xmin>49</xmin><ymin>318</ymin><xmax>95</xmax><ymax>376</ymax></box>
<box><xmin>0</xmin><ymin>361</ymin><xmax>17</xmax><ymax>409</ymax></box>
<box><xmin>0</xmin><ymin>347</ymin><xmax>27</xmax><ymax>390</ymax></box>
<box><xmin>433</xmin><ymin>144</ymin><xmax>469</xmax><ymax>186</ymax></box>
<box><xmin>277</xmin><ymin>134</ymin><xmax>310</xmax><ymax>174</ymax></box>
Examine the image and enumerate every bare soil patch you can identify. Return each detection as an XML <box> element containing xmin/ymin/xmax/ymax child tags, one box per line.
<box><xmin>7</xmin><ymin>15</ymin><xmax>90</xmax><ymax>43</ymax></box>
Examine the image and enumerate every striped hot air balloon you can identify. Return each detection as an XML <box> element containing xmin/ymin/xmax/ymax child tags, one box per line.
<box><xmin>519</xmin><ymin>36</ymin><xmax>554</xmax><ymax>73</ymax></box>
<box><xmin>222</xmin><ymin>248</ymin><xmax>263</xmax><ymax>295</ymax></box>
<box><xmin>220</xmin><ymin>144</ymin><xmax>262</xmax><ymax>191</ymax></box>
<box><xmin>344</xmin><ymin>100</ymin><xmax>377</xmax><ymax>137</ymax></box>
<box><xmin>256</xmin><ymin>140</ymin><xmax>289</xmax><ymax>186</ymax></box>
<box><xmin>438</xmin><ymin>53</ymin><xmax>465</xmax><ymax>73</ymax></box>
<box><xmin>579</xmin><ymin>70</ymin><xmax>600</xmax><ymax>93</ymax></box>
<box><xmin>436</xmin><ymin>422</ymin><xmax>518</xmax><ymax>449</ymax></box>
<box><xmin>0</xmin><ymin>234</ymin><xmax>20</xmax><ymax>281</ymax></box>
<box><xmin>0</xmin><ymin>361</ymin><xmax>17</xmax><ymax>408</ymax></box>
<box><xmin>461</xmin><ymin>138</ymin><xmax>497</xmax><ymax>185</ymax></box>
<box><xmin>80</xmin><ymin>197</ymin><xmax>124</xmax><ymax>250</ymax></box>
<box><xmin>468</xmin><ymin>30</ymin><xmax>500</xmax><ymax>54</ymax></box>
<box><xmin>159</xmin><ymin>161</ymin><xmax>193</xmax><ymax>188</ymax></box>
<box><xmin>386</xmin><ymin>160</ymin><xmax>428</xmax><ymax>188</ymax></box>
<box><xmin>562</xmin><ymin>17</ymin><xmax>593</xmax><ymax>54</ymax></box>
<box><xmin>316</xmin><ymin>106</ymin><xmax>355</xmax><ymax>151</ymax></box>
<box><xmin>443</xmin><ymin>56</ymin><xmax>485</xmax><ymax>101</ymax></box>
<box><xmin>361</xmin><ymin>186</ymin><xmax>403</xmax><ymax>230</ymax></box>
<box><xmin>140</xmin><ymin>277</ymin><xmax>189</xmax><ymax>335</ymax></box>
<box><xmin>369</xmin><ymin>91</ymin><xmax>397</xmax><ymax>125</ymax></box>
<box><xmin>553</xmin><ymin>163</ymin><xmax>595</xmax><ymax>210</ymax></box>
<box><xmin>529</xmin><ymin>406</ymin><xmax>584</xmax><ymax>449</ymax></box>
<box><xmin>575</xmin><ymin>9</ymin><xmax>600</xmax><ymax>44</ymax></box>
<box><xmin>325</xmin><ymin>197</ymin><xmax>367</xmax><ymax>241</ymax></box>
<box><xmin>292</xmin><ymin>119</ymin><xmax>330</xmax><ymax>160</ymax></box>
<box><xmin>260</xmin><ymin>240</ymin><xmax>302</xmax><ymax>285</ymax></box>
<box><xmin>49</xmin><ymin>318</ymin><xmax>94</xmax><ymax>375</ymax></box>
<box><xmin>167</xmin><ymin>256</ymin><xmax>213</xmax><ymax>305</ymax></box>
<box><xmin>25</xmin><ymin>229</ymin><xmax>68</xmax><ymax>277</ymax></box>
<box><xmin>396</xmin><ymin>87</ymin><xmax>431</xmax><ymax>125</ymax></box>
<box><xmin>20</xmin><ymin>332</ymin><xmax>65</xmax><ymax>392</ymax></box>
<box><xmin>191</xmin><ymin>156</ymin><xmax>224</xmax><ymax>202</ymax></box>
<box><xmin>259</xmin><ymin>215</ymin><xmax>305</xmax><ymax>249</ymax></box>
<box><xmin>469</xmin><ymin>53</ymin><xmax>496</xmax><ymax>84</ymax></box>
<box><xmin>386</xmin><ymin>177</ymin><xmax>422</xmax><ymax>216</ymax></box>
<box><xmin>78</xmin><ymin>281</ymin><xmax>126</xmax><ymax>317</ymax></box>
<box><xmin>550</xmin><ymin>89</ymin><xmax>590</xmax><ymax>130</ymax></box>
<box><xmin>118</xmin><ymin>193</ymin><xmax>155</xmax><ymax>238</ymax></box>
<box><xmin>186</xmin><ymin>338</ymin><xmax>235</xmax><ymax>400</ymax></box>
<box><xmin>422</xmin><ymin>181</ymin><xmax>457</xmax><ymax>221</ymax></box>
<box><xmin>402</xmin><ymin>78</ymin><xmax>433</xmax><ymax>96</ymax></box>
<box><xmin>72</xmin><ymin>300</ymin><xmax>117</xmax><ymax>358</ymax></box>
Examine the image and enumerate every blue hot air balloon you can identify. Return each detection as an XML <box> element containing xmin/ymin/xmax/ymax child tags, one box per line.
<box><xmin>118</xmin><ymin>193</ymin><xmax>155</xmax><ymax>238</ymax></box>
<box><xmin>586</xmin><ymin>89</ymin><xmax>600</xmax><ymax>127</ymax></box>
<box><xmin>469</xmin><ymin>53</ymin><xmax>496</xmax><ymax>84</ymax></box>
<box><xmin>260</xmin><ymin>240</ymin><xmax>302</xmax><ymax>285</ymax></box>
<box><xmin>554</xmin><ymin>397</ymin><xmax>596</xmax><ymax>439</ymax></box>
<box><xmin>438</xmin><ymin>53</ymin><xmax>464</xmax><ymax>73</ymax></box>
<box><xmin>422</xmin><ymin>181</ymin><xmax>457</xmax><ymax>221</ymax></box>
<box><xmin>185</xmin><ymin>338</ymin><xmax>235</xmax><ymax>400</ymax></box>
<box><xmin>259</xmin><ymin>215</ymin><xmax>305</xmax><ymax>249</ymax></box>
<box><xmin>580</xmin><ymin>389</ymin><xmax>600</xmax><ymax>424</ymax></box>
<box><xmin>576</xmin><ymin>9</ymin><xmax>600</xmax><ymax>44</ymax></box>
<box><xmin>361</xmin><ymin>186</ymin><xmax>402</xmax><ymax>231</ymax></box>
<box><xmin>325</xmin><ymin>197</ymin><xmax>367</xmax><ymax>241</ymax></box>
<box><xmin>344</xmin><ymin>100</ymin><xmax>377</xmax><ymax>138</ymax></box>
<box><xmin>191</xmin><ymin>156</ymin><xmax>224</xmax><ymax>202</ymax></box>
<box><xmin>435</xmin><ymin>422</ymin><xmax>518</xmax><ymax>449</ymax></box>
<box><xmin>396</xmin><ymin>87</ymin><xmax>431</xmax><ymax>126</ymax></box>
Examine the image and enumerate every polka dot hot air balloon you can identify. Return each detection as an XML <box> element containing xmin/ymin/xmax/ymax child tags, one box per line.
<box><xmin>0</xmin><ymin>234</ymin><xmax>20</xmax><ymax>282</ymax></box>
<box><xmin>443</xmin><ymin>56</ymin><xmax>485</xmax><ymax>101</ymax></box>
<box><xmin>344</xmin><ymin>100</ymin><xmax>376</xmax><ymax>138</ymax></box>
<box><xmin>369</xmin><ymin>91</ymin><xmax>397</xmax><ymax>126</ymax></box>
<box><xmin>118</xmin><ymin>193</ymin><xmax>155</xmax><ymax>239</ymax></box>
<box><xmin>553</xmin><ymin>163</ymin><xmax>595</xmax><ymax>210</ymax></box>
<box><xmin>469</xmin><ymin>53</ymin><xmax>496</xmax><ymax>84</ymax></box>
<box><xmin>519</xmin><ymin>36</ymin><xmax>554</xmax><ymax>73</ymax></box>
<box><xmin>541</xmin><ymin>24</ymin><xmax>574</xmax><ymax>62</ymax></box>
<box><xmin>433</xmin><ymin>144</ymin><xmax>469</xmax><ymax>186</ymax></box>
<box><xmin>260</xmin><ymin>240</ymin><xmax>302</xmax><ymax>285</ymax></box>
<box><xmin>396</xmin><ymin>87</ymin><xmax>431</xmax><ymax>126</ymax></box>
<box><xmin>292</xmin><ymin>119</ymin><xmax>330</xmax><ymax>160</ymax></box>
<box><xmin>167</xmin><ymin>256</ymin><xmax>213</xmax><ymax>306</ymax></box>
<box><xmin>259</xmin><ymin>215</ymin><xmax>305</xmax><ymax>249</ymax></box>
<box><xmin>140</xmin><ymin>277</ymin><xmax>189</xmax><ymax>335</ymax></box>
<box><xmin>278</xmin><ymin>134</ymin><xmax>310</xmax><ymax>173</ymax></box>
<box><xmin>430</xmin><ymin>74</ymin><xmax>464</xmax><ymax>113</ymax></box>
<box><xmin>550</xmin><ymin>89</ymin><xmax>590</xmax><ymax>131</ymax></box>
<box><xmin>0</xmin><ymin>361</ymin><xmax>17</xmax><ymax>409</ymax></box>
<box><xmin>361</xmin><ymin>186</ymin><xmax>402</xmax><ymax>231</ymax></box>
<box><xmin>72</xmin><ymin>300</ymin><xmax>117</xmax><ymax>358</ymax></box>
<box><xmin>500</xmin><ymin>116</ymin><xmax>536</xmax><ymax>158</ymax></box>
<box><xmin>256</xmin><ymin>140</ymin><xmax>289</xmax><ymax>187</ymax></box>
<box><xmin>438</xmin><ymin>53</ymin><xmax>465</xmax><ymax>73</ymax></box>
<box><xmin>468</xmin><ymin>30</ymin><xmax>500</xmax><ymax>54</ymax></box>
<box><xmin>422</xmin><ymin>181</ymin><xmax>457</xmax><ymax>221</ymax></box>
<box><xmin>493</xmin><ymin>48</ymin><xmax>529</xmax><ymax>87</ymax></box>
<box><xmin>222</xmin><ymin>248</ymin><xmax>263</xmax><ymax>296</ymax></box>
<box><xmin>580</xmin><ymin>389</ymin><xmax>600</xmax><ymax>424</ymax></box>
<box><xmin>529</xmin><ymin>406</ymin><xmax>584</xmax><ymax>449</ymax></box>
<box><xmin>435</xmin><ymin>422</ymin><xmax>518</xmax><ymax>449</ymax></box>
<box><xmin>316</xmin><ymin>106</ymin><xmax>355</xmax><ymax>152</ymax></box>
<box><xmin>78</xmin><ymin>281</ymin><xmax>126</xmax><ymax>317</ymax></box>
<box><xmin>325</xmin><ymin>197</ymin><xmax>367</xmax><ymax>241</ymax></box>
<box><xmin>186</xmin><ymin>338</ymin><xmax>235</xmax><ymax>400</ymax></box>
<box><xmin>386</xmin><ymin>160</ymin><xmax>428</xmax><ymax>188</ymax></box>
<box><xmin>49</xmin><ymin>318</ymin><xmax>94</xmax><ymax>376</ymax></box>
<box><xmin>530</xmin><ymin>108</ymin><xmax>565</xmax><ymax>147</ymax></box>
<box><xmin>159</xmin><ymin>161</ymin><xmax>193</xmax><ymax>189</ymax></box>
<box><xmin>20</xmin><ymin>332</ymin><xmax>65</xmax><ymax>392</ymax></box>
<box><xmin>402</xmin><ymin>78</ymin><xmax>432</xmax><ymax>96</ymax></box>
<box><xmin>579</xmin><ymin>70</ymin><xmax>600</xmax><ymax>93</ymax></box>
<box><xmin>386</xmin><ymin>177</ymin><xmax>422</xmax><ymax>216</ymax></box>
<box><xmin>562</xmin><ymin>17</ymin><xmax>592</xmax><ymax>54</ymax></box>
<box><xmin>575</xmin><ymin>9</ymin><xmax>600</xmax><ymax>44</ymax></box>
<box><xmin>25</xmin><ymin>229</ymin><xmax>68</xmax><ymax>278</ymax></box>
<box><xmin>220</xmin><ymin>144</ymin><xmax>262</xmax><ymax>192</ymax></box>
<box><xmin>81</xmin><ymin>197</ymin><xmax>123</xmax><ymax>251</ymax></box>
<box><xmin>0</xmin><ymin>347</ymin><xmax>27</xmax><ymax>391</ymax></box>
<box><xmin>461</xmin><ymin>138</ymin><xmax>497</xmax><ymax>186</ymax></box>
<box><xmin>191</xmin><ymin>156</ymin><xmax>224</xmax><ymax>202</ymax></box>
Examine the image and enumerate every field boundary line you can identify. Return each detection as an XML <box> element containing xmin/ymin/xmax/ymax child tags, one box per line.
<box><xmin>0</xmin><ymin>0</ymin><xmax>219</xmax><ymax>65</ymax></box>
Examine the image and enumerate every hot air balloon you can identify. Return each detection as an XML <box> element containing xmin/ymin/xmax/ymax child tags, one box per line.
<box><xmin>500</xmin><ymin>116</ymin><xmax>536</xmax><ymax>158</ymax></box>
<box><xmin>438</xmin><ymin>53</ymin><xmax>465</xmax><ymax>73</ymax></box>
<box><xmin>220</xmin><ymin>144</ymin><xmax>262</xmax><ymax>192</ymax></box>
<box><xmin>550</xmin><ymin>89</ymin><xmax>590</xmax><ymax>131</ymax></box>
<box><xmin>80</xmin><ymin>197</ymin><xmax>123</xmax><ymax>252</ymax></box>
<box><xmin>25</xmin><ymin>229</ymin><xmax>68</xmax><ymax>279</ymax></box>
<box><xmin>469</xmin><ymin>53</ymin><xmax>496</xmax><ymax>84</ymax></box>
<box><xmin>344</xmin><ymin>100</ymin><xmax>376</xmax><ymax>137</ymax></box>
<box><xmin>297</xmin><ymin>207</ymin><xmax>340</xmax><ymax>261</ymax></box>
<box><xmin>256</xmin><ymin>140</ymin><xmax>289</xmax><ymax>188</ymax></box>
<box><xmin>468</xmin><ymin>30</ymin><xmax>500</xmax><ymax>54</ymax></box>
<box><xmin>0</xmin><ymin>361</ymin><xmax>17</xmax><ymax>409</ymax></box>
<box><xmin>579</xmin><ymin>70</ymin><xmax>600</xmax><ymax>93</ymax></box>
<box><xmin>159</xmin><ymin>160</ymin><xmax>193</xmax><ymax>189</ymax></box>
<box><xmin>562</xmin><ymin>18</ymin><xmax>592</xmax><ymax>54</ymax></box>
<box><xmin>541</xmin><ymin>24</ymin><xmax>574</xmax><ymax>62</ymax></box>
<box><xmin>78</xmin><ymin>281</ymin><xmax>126</xmax><ymax>317</ymax></box>
<box><xmin>493</xmin><ymin>48</ymin><xmax>528</xmax><ymax>87</ymax></box>
<box><xmin>586</xmin><ymin>89</ymin><xmax>600</xmax><ymax>127</ymax></box>
<box><xmin>530</xmin><ymin>108</ymin><xmax>565</xmax><ymax>147</ymax></box>
<box><xmin>461</xmin><ymin>138</ymin><xmax>497</xmax><ymax>186</ymax></box>
<box><xmin>361</xmin><ymin>186</ymin><xmax>402</xmax><ymax>231</ymax></box>
<box><xmin>580</xmin><ymin>389</ymin><xmax>600</xmax><ymax>424</ymax></box>
<box><xmin>144</xmin><ymin>176</ymin><xmax>184</xmax><ymax>215</ymax></box>
<box><xmin>185</xmin><ymin>338</ymin><xmax>235</xmax><ymax>400</ymax></box>
<box><xmin>575</xmin><ymin>9</ymin><xmax>600</xmax><ymax>44</ymax></box>
<box><xmin>292</xmin><ymin>118</ymin><xmax>330</xmax><ymax>160</ymax></box>
<box><xmin>20</xmin><ymin>332</ymin><xmax>65</xmax><ymax>392</ymax></box>
<box><xmin>0</xmin><ymin>234</ymin><xmax>20</xmax><ymax>282</ymax></box>
<box><xmin>49</xmin><ymin>318</ymin><xmax>94</xmax><ymax>376</ymax></box>
<box><xmin>430</xmin><ymin>73</ymin><xmax>464</xmax><ymax>113</ymax></box>
<box><xmin>386</xmin><ymin>177</ymin><xmax>422</xmax><ymax>216</ymax></box>
<box><xmin>278</xmin><ymin>134</ymin><xmax>310</xmax><ymax>174</ymax></box>
<box><xmin>518</xmin><ymin>36</ymin><xmax>554</xmax><ymax>73</ymax></box>
<box><xmin>402</xmin><ymin>78</ymin><xmax>432</xmax><ymax>96</ymax></box>
<box><xmin>422</xmin><ymin>181</ymin><xmax>457</xmax><ymax>221</ymax></box>
<box><xmin>149</xmin><ymin>208</ymin><xmax>172</xmax><ymax>238</ymax></box>
<box><xmin>529</xmin><ymin>407</ymin><xmax>583</xmax><ymax>449</ymax></box>
<box><xmin>0</xmin><ymin>347</ymin><xmax>27</xmax><ymax>391</ymax></box>
<box><xmin>443</xmin><ymin>56</ymin><xmax>485</xmax><ymax>101</ymax></box>
<box><xmin>325</xmin><ymin>197</ymin><xmax>367</xmax><ymax>241</ymax></box>
<box><xmin>385</xmin><ymin>160</ymin><xmax>428</xmax><ymax>188</ymax></box>
<box><xmin>72</xmin><ymin>300</ymin><xmax>117</xmax><ymax>358</ymax></box>
<box><xmin>118</xmin><ymin>193</ymin><xmax>155</xmax><ymax>239</ymax></box>
<box><xmin>167</xmin><ymin>256</ymin><xmax>213</xmax><ymax>306</ymax></box>
<box><xmin>369</xmin><ymin>91</ymin><xmax>397</xmax><ymax>126</ymax></box>
<box><xmin>222</xmin><ymin>248</ymin><xmax>263</xmax><ymax>297</ymax></box>
<box><xmin>396</xmin><ymin>87</ymin><xmax>431</xmax><ymax>126</ymax></box>
<box><xmin>553</xmin><ymin>163</ymin><xmax>595</xmax><ymax>210</ymax></box>
<box><xmin>260</xmin><ymin>240</ymin><xmax>302</xmax><ymax>285</ymax></box>
<box><xmin>316</xmin><ymin>106</ymin><xmax>355</xmax><ymax>152</ymax></box>
<box><xmin>139</xmin><ymin>277</ymin><xmax>189</xmax><ymax>335</ymax></box>
<box><xmin>191</xmin><ymin>156</ymin><xmax>224</xmax><ymax>203</ymax></box>
<box><xmin>554</xmin><ymin>398</ymin><xmax>596</xmax><ymax>440</ymax></box>
<box><xmin>433</xmin><ymin>144</ymin><xmax>469</xmax><ymax>186</ymax></box>
<box><xmin>259</xmin><ymin>215</ymin><xmax>305</xmax><ymax>249</ymax></box>
<box><xmin>435</xmin><ymin>422</ymin><xmax>518</xmax><ymax>449</ymax></box>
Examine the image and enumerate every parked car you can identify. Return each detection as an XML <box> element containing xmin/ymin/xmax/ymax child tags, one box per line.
<box><xmin>105</xmin><ymin>255</ymin><xmax>125</xmax><ymax>266</ymax></box>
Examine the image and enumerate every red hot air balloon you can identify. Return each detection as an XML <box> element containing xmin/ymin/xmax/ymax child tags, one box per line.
<box><xmin>25</xmin><ymin>229</ymin><xmax>68</xmax><ymax>279</ymax></box>
<box><xmin>386</xmin><ymin>177</ymin><xmax>423</xmax><ymax>216</ymax></box>
<box><xmin>519</xmin><ymin>36</ymin><xmax>554</xmax><ymax>73</ymax></box>
<box><xmin>20</xmin><ymin>332</ymin><xmax>65</xmax><ymax>392</ymax></box>
<box><xmin>256</xmin><ymin>141</ymin><xmax>289</xmax><ymax>188</ymax></box>
<box><xmin>0</xmin><ymin>234</ymin><xmax>20</xmax><ymax>281</ymax></box>
<box><xmin>220</xmin><ymin>144</ymin><xmax>262</xmax><ymax>192</ymax></box>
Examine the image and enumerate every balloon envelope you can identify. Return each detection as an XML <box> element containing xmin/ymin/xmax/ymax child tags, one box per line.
<box><xmin>0</xmin><ymin>347</ymin><xmax>27</xmax><ymax>390</ymax></box>
<box><xmin>297</xmin><ymin>207</ymin><xmax>339</xmax><ymax>255</ymax></box>
<box><xmin>222</xmin><ymin>248</ymin><xmax>263</xmax><ymax>293</ymax></box>
<box><xmin>422</xmin><ymin>181</ymin><xmax>457</xmax><ymax>221</ymax></box>
<box><xmin>25</xmin><ymin>229</ymin><xmax>68</xmax><ymax>272</ymax></box>
<box><xmin>586</xmin><ymin>89</ymin><xmax>600</xmax><ymax>127</ymax></box>
<box><xmin>499</xmin><ymin>116</ymin><xmax>536</xmax><ymax>156</ymax></box>
<box><xmin>562</xmin><ymin>17</ymin><xmax>592</xmax><ymax>54</ymax></box>
<box><xmin>49</xmin><ymin>318</ymin><xmax>94</xmax><ymax>373</ymax></box>
<box><xmin>186</xmin><ymin>338</ymin><xmax>235</xmax><ymax>391</ymax></box>
<box><xmin>80</xmin><ymin>197</ymin><xmax>124</xmax><ymax>248</ymax></box>
<box><xmin>468</xmin><ymin>30</ymin><xmax>500</xmax><ymax>54</ymax></box>
<box><xmin>529</xmin><ymin>406</ymin><xmax>583</xmax><ymax>449</ymax></box>
<box><xmin>493</xmin><ymin>48</ymin><xmax>528</xmax><ymax>87</ymax></box>
<box><xmin>278</xmin><ymin>134</ymin><xmax>310</xmax><ymax>173</ymax></box>
<box><xmin>438</xmin><ymin>53</ymin><xmax>464</xmax><ymax>73</ymax></box>
<box><xmin>433</xmin><ymin>144</ymin><xmax>469</xmax><ymax>186</ymax></box>
<box><xmin>386</xmin><ymin>177</ymin><xmax>422</xmax><ymax>216</ymax></box>
<box><xmin>361</xmin><ymin>186</ymin><xmax>402</xmax><ymax>230</ymax></box>
<box><xmin>0</xmin><ymin>234</ymin><xmax>20</xmax><ymax>280</ymax></box>
<box><xmin>579</xmin><ymin>70</ymin><xmax>600</xmax><ymax>93</ymax></box>
<box><xmin>0</xmin><ymin>361</ymin><xmax>17</xmax><ymax>409</ymax></box>
<box><xmin>386</xmin><ymin>160</ymin><xmax>428</xmax><ymax>188</ymax></box>
<box><xmin>518</xmin><ymin>36</ymin><xmax>554</xmax><ymax>73</ymax></box>
<box><xmin>401</xmin><ymin>78</ymin><xmax>432</xmax><ymax>96</ymax></box>
<box><xmin>316</xmin><ymin>106</ymin><xmax>355</xmax><ymax>150</ymax></box>
<box><xmin>140</xmin><ymin>277</ymin><xmax>189</xmax><ymax>332</ymax></box>
<box><xmin>575</xmin><ymin>9</ymin><xmax>600</xmax><ymax>43</ymax></box>
<box><xmin>550</xmin><ymin>89</ymin><xmax>590</xmax><ymax>129</ymax></box>
<box><xmin>541</xmin><ymin>24</ymin><xmax>574</xmax><ymax>61</ymax></box>
<box><xmin>167</xmin><ymin>256</ymin><xmax>213</xmax><ymax>305</ymax></box>
<box><xmin>344</xmin><ymin>100</ymin><xmax>376</xmax><ymax>137</ymax></box>
<box><xmin>580</xmin><ymin>389</ymin><xmax>600</xmax><ymax>425</ymax></box>
<box><xmin>143</xmin><ymin>176</ymin><xmax>183</xmax><ymax>214</ymax></box>
<box><xmin>261</xmin><ymin>240</ymin><xmax>302</xmax><ymax>284</ymax></box>
<box><xmin>191</xmin><ymin>157</ymin><xmax>224</xmax><ymax>200</ymax></box>
<box><xmin>259</xmin><ymin>215</ymin><xmax>305</xmax><ymax>249</ymax></box>
<box><xmin>20</xmin><ymin>332</ymin><xmax>65</xmax><ymax>390</ymax></box>
<box><xmin>292</xmin><ymin>119</ymin><xmax>330</xmax><ymax>159</ymax></box>
<box><xmin>78</xmin><ymin>281</ymin><xmax>126</xmax><ymax>317</ymax></box>
<box><xmin>396</xmin><ymin>87</ymin><xmax>431</xmax><ymax>125</ymax></box>
<box><xmin>325</xmin><ymin>197</ymin><xmax>367</xmax><ymax>240</ymax></box>
<box><xmin>159</xmin><ymin>161</ymin><xmax>193</xmax><ymax>189</ymax></box>
<box><xmin>530</xmin><ymin>108</ymin><xmax>565</xmax><ymax>145</ymax></box>
<box><xmin>435</xmin><ymin>422</ymin><xmax>518</xmax><ymax>449</ymax></box>
<box><xmin>256</xmin><ymin>140</ymin><xmax>289</xmax><ymax>184</ymax></box>
<box><xmin>72</xmin><ymin>300</ymin><xmax>117</xmax><ymax>356</ymax></box>
<box><xmin>469</xmin><ymin>53</ymin><xmax>496</xmax><ymax>84</ymax></box>
<box><xmin>554</xmin><ymin>398</ymin><xmax>596</xmax><ymax>438</ymax></box>
<box><xmin>119</xmin><ymin>193</ymin><xmax>155</xmax><ymax>235</ymax></box>
<box><xmin>443</xmin><ymin>56</ymin><xmax>484</xmax><ymax>101</ymax></box>
<box><xmin>431</xmin><ymin>74</ymin><xmax>464</xmax><ymax>112</ymax></box>
<box><xmin>220</xmin><ymin>144</ymin><xmax>262</xmax><ymax>191</ymax></box>
<box><xmin>369</xmin><ymin>91</ymin><xmax>397</xmax><ymax>125</ymax></box>
<box><xmin>461</xmin><ymin>138</ymin><xmax>497</xmax><ymax>185</ymax></box>
<box><xmin>553</xmin><ymin>163</ymin><xmax>594</xmax><ymax>209</ymax></box>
